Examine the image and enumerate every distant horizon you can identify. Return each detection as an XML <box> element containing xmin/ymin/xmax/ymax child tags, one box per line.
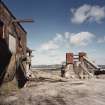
<box><xmin>31</xmin><ymin>64</ymin><xmax>105</xmax><ymax>66</ymax></box>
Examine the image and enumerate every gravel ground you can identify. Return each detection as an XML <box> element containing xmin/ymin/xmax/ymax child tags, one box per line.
<box><xmin>1</xmin><ymin>69</ymin><xmax>105</xmax><ymax>105</ymax></box>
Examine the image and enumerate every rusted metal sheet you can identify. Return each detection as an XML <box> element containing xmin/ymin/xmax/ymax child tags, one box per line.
<box><xmin>66</xmin><ymin>53</ymin><xmax>74</xmax><ymax>64</ymax></box>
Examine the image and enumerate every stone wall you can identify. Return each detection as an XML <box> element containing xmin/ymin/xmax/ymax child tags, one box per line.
<box><xmin>0</xmin><ymin>2</ymin><xmax>27</xmax><ymax>83</ymax></box>
<box><xmin>0</xmin><ymin>2</ymin><xmax>27</xmax><ymax>54</ymax></box>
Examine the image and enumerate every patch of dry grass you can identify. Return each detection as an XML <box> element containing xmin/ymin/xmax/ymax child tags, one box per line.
<box><xmin>0</xmin><ymin>80</ymin><xmax>19</xmax><ymax>96</ymax></box>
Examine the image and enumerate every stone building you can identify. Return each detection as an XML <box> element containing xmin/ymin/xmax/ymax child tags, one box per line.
<box><xmin>0</xmin><ymin>1</ymin><xmax>27</xmax><ymax>54</ymax></box>
<box><xmin>0</xmin><ymin>1</ymin><xmax>28</xmax><ymax>87</ymax></box>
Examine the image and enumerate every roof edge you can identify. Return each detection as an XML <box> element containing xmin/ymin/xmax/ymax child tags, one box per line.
<box><xmin>0</xmin><ymin>1</ymin><xmax>27</xmax><ymax>34</ymax></box>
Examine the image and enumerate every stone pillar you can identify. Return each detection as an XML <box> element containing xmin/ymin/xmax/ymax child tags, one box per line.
<box><xmin>66</xmin><ymin>53</ymin><xmax>74</xmax><ymax>65</ymax></box>
<box><xmin>65</xmin><ymin>64</ymin><xmax>75</xmax><ymax>79</ymax></box>
<box><xmin>64</xmin><ymin>53</ymin><xmax>75</xmax><ymax>79</ymax></box>
<box><xmin>79</xmin><ymin>52</ymin><xmax>87</xmax><ymax>62</ymax></box>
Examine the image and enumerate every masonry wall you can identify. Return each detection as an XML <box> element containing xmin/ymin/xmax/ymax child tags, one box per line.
<box><xmin>0</xmin><ymin>2</ymin><xmax>27</xmax><ymax>83</ymax></box>
<box><xmin>0</xmin><ymin>2</ymin><xmax>27</xmax><ymax>55</ymax></box>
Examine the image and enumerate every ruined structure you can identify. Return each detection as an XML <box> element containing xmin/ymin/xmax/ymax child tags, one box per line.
<box><xmin>26</xmin><ymin>48</ymin><xmax>35</xmax><ymax>79</ymax></box>
<box><xmin>0</xmin><ymin>1</ymin><xmax>29</xmax><ymax>87</ymax></box>
<box><xmin>62</xmin><ymin>52</ymin><xmax>99</xmax><ymax>79</ymax></box>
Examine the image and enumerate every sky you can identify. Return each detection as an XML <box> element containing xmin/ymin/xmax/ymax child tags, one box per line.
<box><xmin>3</xmin><ymin>0</ymin><xmax>105</xmax><ymax>65</ymax></box>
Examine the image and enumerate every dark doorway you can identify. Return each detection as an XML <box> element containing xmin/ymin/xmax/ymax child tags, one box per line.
<box><xmin>0</xmin><ymin>20</ymin><xmax>3</xmax><ymax>38</ymax></box>
<box><xmin>0</xmin><ymin>20</ymin><xmax>12</xmax><ymax>85</ymax></box>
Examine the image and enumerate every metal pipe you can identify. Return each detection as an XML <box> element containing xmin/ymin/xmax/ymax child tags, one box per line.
<box><xmin>12</xmin><ymin>19</ymin><xmax>34</xmax><ymax>23</ymax></box>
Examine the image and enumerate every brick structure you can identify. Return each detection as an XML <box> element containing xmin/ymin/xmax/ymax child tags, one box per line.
<box><xmin>79</xmin><ymin>52</ymin><xmax>87</xmax><ymax>62</ymax></box>
<box><xmin>66</xmin><ymin>53</ymin><xmax>74</xmax><ymax>65</ymax></box>
<box><xmin>0</xmin><ymin>1</ymin><xmax>27</xmax><ymax>86</ymax></box>
<box><xmin>0</xmin><ymin>1</ymin><xmax>27</xmax><ymax>54</ymax></box>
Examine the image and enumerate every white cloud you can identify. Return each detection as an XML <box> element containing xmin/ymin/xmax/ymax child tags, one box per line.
<box><xmin>70</xmin><ymin>32</ymin><xmax>95</xmax><ymax>46</ymax></box>
<box><xmin>53</xmin><ymin>33</ymin><xmax>63</xmax><ymax>42</ymax></box>
<box><xmin>40</xmin><ymin>33</ymin><xmax>63</xmax><ymax>51</ymax></box>
<box><xmin>64</xmin><ymin>32</ymin><xmax>70</xmax><ymax>39</ymax></box>
<box><xmin>96</xmin><ymin>58</ymin><xmax>105</xmax><ymax>65</ymax></box>
<box><xmin>71</xmin><ymin>4</ymin><xmax>105</xmax><ymax>24</ymax></box>
<box><xmin>40</xmin><ymin>41</ymin><xmax>59</xmax><ymax>51</ymax></box>
<box><xmin>40</xmin><ymin>32</ymin><xmax>95</xmax><ymax>51</ymax></box>
<box><xmin>32</xmin><ymin>50</ymin><xmax>65</xmax><ymax>65</ymax></box>
<box><xmin>33</xmin><ymin>31</ymin><xmax>95</xmax><ymax>65</ymax></box>
<box><xmin>97</xmin><ymin>36</ymin><xmax>105</xmax><ymax>43</ymax></box>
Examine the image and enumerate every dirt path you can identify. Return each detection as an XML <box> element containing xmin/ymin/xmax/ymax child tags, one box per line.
<box><xmin>1</xmin><ymin>70</ymin><xmax>105</xmax><ymax>105</ymax></box>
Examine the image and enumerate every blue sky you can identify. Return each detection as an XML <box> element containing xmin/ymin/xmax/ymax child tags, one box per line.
<box><xmin>4</xmin><ymin>0</ymin><xmax>105</xmax><ymax>65</ymax></box>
